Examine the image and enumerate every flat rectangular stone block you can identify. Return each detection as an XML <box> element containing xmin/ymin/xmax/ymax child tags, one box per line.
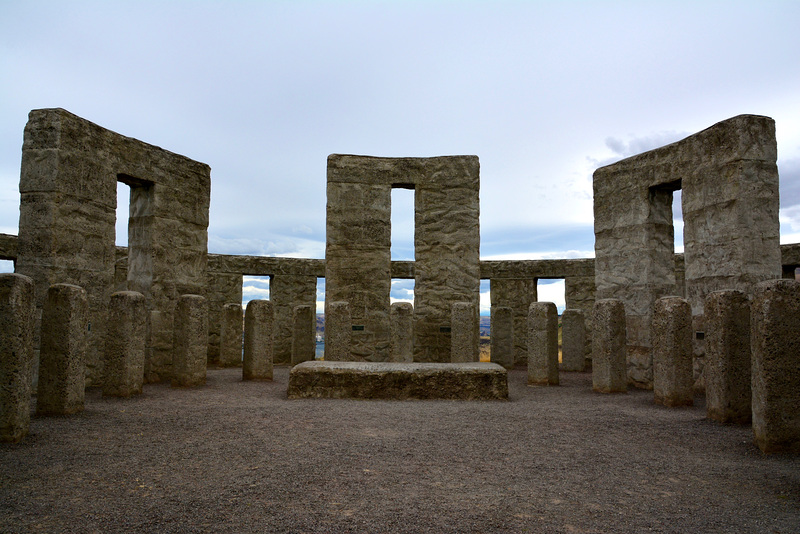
<box><xmin>287</xmin><ymin>361</ymin><xmax>508</xmax><ymax>400</ymax></box>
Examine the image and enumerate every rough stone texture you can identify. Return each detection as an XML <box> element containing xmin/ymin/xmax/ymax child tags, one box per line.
<box><xmin>490</xmin><ymin>306</ymin><xmax>514</xmax><ymax>369</ymax></box>
<box><xmin>561</xmin><ymin>309</ymin><xmax>585</xmax><ymax>372</ymax></box>
<box><xmin>389</xmin><ymin>302</ymin><xmax>413</xmax><ymax>363</ymax></box>
<box><xmin>594</xmin><ymin>115</ymin><xmax>781</xmax><ymax>389</ymax></box>
<box><xmin>242</xmin><ymin>300</ymin><xmax>273</xmax><ymax>381</ymax></box>
<box><xmin>704</xmin><ymin>289</ymin><xmax>751</xmax><ymax>424</ymax></box>
<box><xmin>326</xmin><ymin>155</ymin><xmax>480</xmax><ymax>363</ymax></box>
<box><xmin>592</xmin><ymin>299</ymin><xmax>627</xmax><ymax>394</ymax></box>
<box><xmin>287</xmin><ymin>361</ymin><xmax>508</xmax><ymax>400</ymax></box>
<box><xmin>291</xmin><ymin>304</ymin><xmax>315</xmax><ymax>366</ymax></box>
<box><xmin>652</xmin><ymin>297</ymin><xmax>694</xmax><ymax>407</ymax></box>
<box><xmin>205</xmin><ymin>271</ymin><xmax>242</xmax><ymax>365</ymax></box>
<box><xmin>103</xmin><ymin>290</ymin><xmax>146</xmax><ymax>397</ymax></box>
<box><xmin>750</xmin><ymin>279</ymin><xmax>800</xmax><ymax>453</ymax></box>
<box><xmin>0</xmin><ymin>233</ymin><xmax>18</xmax><ymax>262</ymax></box>
<box><xmin>0</xmin><ymin>273</ymin><xmax>35</xmax><ymax>443</ymax></box>
<box><xmin>218</xmin><ymin>303</ymin><xmax>243</xmax><ymax>367</ymax></box>
<box><xmin>490</xmin><ymin>278</ymin><xmax>537</xmax><ymax>367</ymax></box>
<box><xmin>565</xmin><ymin>275</ymin><xmax>595</xmax><ymax>365</ymax></box>
<box><xmin>527</xmin><ymin>302</ymin><xmax>559</xmax><ymax>386</ymax></box>
<box><xmin>273</xmin><ymin>275</ymin><xmax>317</xmax><ymax>365</ymax></box>
<box><xmin>325</xmin><ymin>301</ymin><xmax>351</xmax><ymax>362</ymax></box>
<box><xmin>451</xmin><ymin>302</ymin><xmax>479</xmax><ymax>363</ymax></box>
<box><xmin>171</xmin><ymin>295</ymin><xmax>208</xmax><ymax>388</ymax></box>
<box><xmin>16</xmin><ymin>109</ymin><xmax>210</xmax><ymax>385</ymax></box>
<box><xmin>36</xmin><ymin>283</ymin><xmax>88</xmax><ymax>415</ymax></box>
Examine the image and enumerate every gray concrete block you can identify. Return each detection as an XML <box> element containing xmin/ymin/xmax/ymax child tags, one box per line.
<box><xmin>0</xmin><ymin>274</ymin><xmax>35</xmax><ymax>442</ymax></box>
<box><xmin>527</xmin><ymin>302</ymin><xmax>559</xmax><ymax>386</ymax></box>
<box><xmin>103</xmin><ymin>290</ymin><xmax>146</xmax><ymax>397</ymax></box>
<box><xmin>172</xmin><ymin>294</ymin><xmax>208</xmax><ymax>387</ymax></box>
<box><xmin>243</xmin><ymin>300</ymin><xmax>274</xmax><ymax>381</ymax></box>
<box><xmin>653</xmin><ymin>296</ymin><xmax>693</xmax><ymax>407</ymax></box>
<box><xmin>592</xmin><ymin>299</ymin><xmax>627</xmax><ymax>393</ymax></box>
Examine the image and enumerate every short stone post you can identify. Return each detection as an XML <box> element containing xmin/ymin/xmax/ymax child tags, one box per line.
<box><xmin>528</xmin><ymin>302</ymin><xmax>559</xmax><ymax>386</ymax></box>
<box><xmin>652</xmin><ymin>296</ymin><xmax>693</xmax><ymax>407</ymax></box>
<box><xmin>451</xmin><ymin>302</ymin><xmax>479</xmax><ymax>363</ymax></box>
<box><xmin>751</xmin><ymin>279</ymin><xmax>800</xmax><ymax>453</ymax></box>
<box><xmin>325</xmin><ymin>301</ymin><xmax>351</xmax><ymax>361</ymax></box>
<box><xmin>103</xmin><ymin>291</ymin><xmax>146</xmax><ymax>397</ymax></box>
<box><xmin>390</xmin><ymin>302</ymin><xmax>413</xmax><ymax>362</ymax></box>
<box><xmin>172</xmin><ymin>294</ymin><xmax>208</xmax><ymax>387</ymax></box>
<box><xmin>243</xmin><ymin>300</ymin><xmax>274</xmax><ymax>380</ymax></box>
<box><xmin>490</xmin><ymin>306</ymin><xmax>514</xmax><ymax>369</ymax></box>
<box><xmin>561</xmin><ymin>309</ymin><xmax>585</xmax><ymax>372</ymax></box>
<box><xmin>0</xmin><ymin>274</ymin><xmax>35</xmax><ymax>443</ymax></box>
<box><xmin>592</xmin><ymin>299</ymin><xmax>627</xmax><ymax>393</ymax></box>
<box><xmin>37</xmin><ymin>283</ymin><xmax>88</xmax><ymax>416</ymax></box>
<box><xmin>704</xmin><ymin>289</ymin><xmax>751</xmax><ymax>424</ymax></box>
<box><xmin>219</xmin><ymin>303</ymin><xmax>243</xmax><ymax>367</ymax></box>
<box><xmin>291</xmin><ymin>304</ymin><xmax>315</xmax><ymax>366</ymax></box>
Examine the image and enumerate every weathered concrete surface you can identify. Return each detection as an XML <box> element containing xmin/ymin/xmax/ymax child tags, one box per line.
<box><xmin>451</xmin><ymin>302</ymin><xmax>479</xmax><ymax>363</ymax></box>
<box><xmin>490</xmin><ymin>278</ymin><xmax>537</xmax><ymax>367</ymax></box>
<box><xmin>325</xmin><ymin>301</ymin><xmax>351</xmax><ymax>362</ymax></box>
<box><xmin>594</xmin><ymin>115</ymin><xmax>780</xmax><ymax>389</ymax></box>
<box><xmin>242</xmin><ymin>300</ymin><xmax>273</xmax><ymax>381</ymax></box>
<box><xmin>273</xmin><ymin>275</ymin><xmax>317</xmax><ymax>365</ymax></box>
<box><xmin>0</xmin><ymin>273</ymin><xmax>35</xmax><ymax>443</ymax></box>
<box><xmin>0</xmin><ymin>233</ymin><xmax>18</xmax><ymax>261</ymax></box>
<box><xmin>36</xmin><ymin>284</ymin><xmax>88</xmax><ymax>415</ymax></box>
<box><xmin>219</xmin><ymin>303</ymin><xmax>243</xmax><ymax>367</ymax></box>
<box><xmin>389</xmin><ymin>302</ymin><xmax>413</xmax><ymax>363</ymax></box>
<box><xmin>326</xmin><ymin>155</ymin><xmax>480</xmax><ymax>363</ymax></box>
<box><xmin>291</xmin><ymin>305</ymin><xmax>315</xmax><ymax>366</ymax></box>
<box><xmin>16</xmin><ymin>109</ymin><xmax>210</xmax><ymax>385</ymax></box>
<box><xmin>561</xmin><ymin>309</ymin><xmax>585</xmax><ymax>372</ymax></box>
<box><xmin>527</xmin><ymin>302</ymin><xmax>559</xmax><ymax>386</ymax></box>
<box><xmin>704</xmin><ymin>289</ymin><xmax>751</xmax><ymax>424</ymax></box>
<box><xmin>490</xmin><ymin>306</ymin><xmax>514</xmax><ymax>369</ymax></box>
<box><xmin>751</xmin><ymin>279</ymin><xmax>800</xmax><ymax>453</ymax></box>
<box><xmin>287</xmin><ymin>361</ymin><xmax>508</xmax><ymax>400</ymax></box>
<box><xmin>205</xmin><ymin>272</ymin><xmax>242</xmax><ymax>365</ymax></box>
<box><xmin>592</xmin><ymin>299</ymin><xmax>627</xmax><ymax>394</ymax></box>
<box><xmin>652</xmin><ymin>297</ymin><xmax>694</xmax><ymax>407</ymax></box>
<box><xmin>171</xmin><ymin>295</ymin><xmax>208</xmax><ymax>388</ymax></box>
<box><xmin>103</xmin><ymin>291</ymin><xmax>146</xmax><ymax>397</ymax></box>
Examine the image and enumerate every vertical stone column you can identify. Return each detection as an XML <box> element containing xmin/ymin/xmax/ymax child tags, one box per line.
<box><xmin>205</xmin><ymin>271</ymin><xmax>243</xmax><ymax>365</ymax></box>
<box><xmin>527</xmin><ymin>302</ymin><xmax>559</xmax><ymax>386</ymax></box>
<box><xmin>272</xmin><ymin>274</ymin><xmax>317</xmax><ymax>365</ymax></box>
<box><xmin>0</xmin><ymin>274</ymin><xmax>35</xmax><ymax>443</ymax></box>
<box><xmin>561</xmin><ymin>309</ymin><xmax>585</xmax><ymax>372</ymax></box>
<box><xmin>37</xmin><ymin>284</ymin><xmax>88</xmax><ymax>415</ymax></box>
<box><xmin>291</xmin><ymin>304</ymin><xmax>315</xmax><ymax>366</ymax></box>
<box><xmin>490</xmin><ymin>306</ymin><xmax>514</xmax><ymax>369</ymax></box>
<box><xmin>172</xmin><ymin>294</ymin><xmax>208</xmax><ymax>387</ymax></box>
<box><xmin>325</xmin><ymin>301</ymin><xmax>351</xmax><ymax>361</ymax></box>
<box><xmin>704</xmin><ymin>289</ymin><xmax>751</xmax><ymax>424</ymax></box>
<box><xmin>451</xmin><ymin>302</ymin><xmax>479</xmax><ymax>363</ymax></box>
<box><xmin>219</xmin><ymin>303</ymin><xmax>243</xmax><ymax>367</ymax></box>
<box><xmin>390</xmin><ymin>302</ymin><xmax>413</xmax><ymax>362</ymax></box>
<box><xmin>490</xmin><ymin>277</ymin><xmax>537</xmax><ymax>366</ymax></box>
<box><xmin>592</xmin><ymin>299</ymin><xmax>627</xmax><ymax>393</ymax></box>
<box><xmin>565</xmin><ymin>276</ymin><xmax>595</xmax><ymax>365</ymax></box>
<box><xmin>243</xmin><ymin>300</ymin><xmax>274</xmax><ymax>381</ymax></box>
<box><xmin>103</xmin><ymin>291</ymin><xmax>146</xmax><ymax>397</ymax></box>
<box><xmin>751</xmin><ymin>279</ymin><xmax>800</xmax><ymax>453</ymax></box>
<box><xmin>652</xmin><ymin>296</ymin><xmax>693</xmax><ymax>407</ymax></box>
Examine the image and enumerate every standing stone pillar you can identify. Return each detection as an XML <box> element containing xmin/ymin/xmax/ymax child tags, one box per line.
<box><xmin>243</xmin><ymin>300</ymin><xmax>274</xmax><ymax>381</ymax></box>
<box><xmin>592</xmin><ymin>299</ymin><xmax>627</xmax><ymax>393</ymax></box>
<box><xmin>219</xmin><ymin>303</ymin><xmax>243</xmax><ymax>367</ymax></box>
<box><xmin>291</xmin><ymin>304</ymin><xmax>315</xmax><ymax>366</ymax></box>
<box><xmin>451</xmin><ymin>302</ymin><xmax>479</xmax><ymax>363</ymax></box>
<box><xmin>103</xmin><ymin>291</ymin><xmax>146</xmax><ymax>397</ymax></box>
<box><xmin>390</xmin><ymin>302</ymin><xmax>413</xmax><ymax>363</ymax></box>
<box><xmin>172</xmin><ymin>294</ymin><xmax>208</xmax><ymax>387</ymax></box>
<box><xmin>704</xmin><ymin>290</ymin><xmax>751</xmax><ymax>424</ymax></box>
<box><xmin>751</xmin><ymin>279</ymin><xmax>800</xmax><ymax>453</ymax></box>
<box><xmin>0</xmin><ymin>274</ymin><xmax>35</xmax><ymax>443</ymax></box>
<box><xmin>490</xmin><ymin>306</ymin><xmax>514</xmax><ymax>369</ymax></box>
<box><xmin>652</xmin><ymin>296</ymin><xmax>693</xmax><ymax>407</ymax></box>
<box><xmin>325</xmin><ymin>301</ymin><xmax>351</xmax><ymax>361</ymax></box>
<box><xmin>527</xmin><ymin>302</ymin><xmax>559</xmax><ymax>386</ymax></box>
<box><xmin>561</xmin><ymin>309</ymin><xmax>585</xmax><ymax>372</ymax></box>
<box><xmin>37</xmin><ymin>284</ymin><xmax>88</xmax><ymax>416</ymax></box>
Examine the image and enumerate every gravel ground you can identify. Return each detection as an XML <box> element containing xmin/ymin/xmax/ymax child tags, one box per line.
<box><xmin>1</xmin><ymin>367</ymin><xmax>799</xmax><ymax>533</ymax></box>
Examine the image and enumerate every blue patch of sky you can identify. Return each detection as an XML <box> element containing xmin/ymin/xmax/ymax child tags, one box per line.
<box><xmin>390</xmin><ymin>279</ymin><xmax>414</xmax><ymax>304</ymax></box>
<box><xmin>391</xmin><ymin>188</ymin><xmax>415</xmax><ymax>261</ymax></box>
<box><xmin>481</xmin><ymin>223</ymin><xmax>595</xmax><ymax>258</ymax></box>
<box><xmin>0</xmin><ymin>259</ymin><xmax>13</xmax><ymax>273</ymax></box>
<box><xmin>537</xmin><ymin>278</ymin><xmax>566</xmax><ymax>314</ymax></box>
<box><xmin>242</xmin><ymin>275</ymin><xmax>270</xmax><ymax>308</ymax></box>
<box><xmin>116</xmin><ymin>183</ymin><xmax>130</xmax><ymax>247</ymax></box>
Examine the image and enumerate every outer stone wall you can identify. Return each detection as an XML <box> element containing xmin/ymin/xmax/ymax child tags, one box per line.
<box><xmin>389</xmin><ymin>302</ymin><xmax>413</xmax><ymax>363</ymax></box>
<box><xmin>593</xmin><ymin>115</ymin><xmax>781</xmax><ymax>388</ymax></box>
<box><xmin>16</xmin><ymin>109</ymin><xmax>210</xmax><ymax>385</ymax></box>
<box><xmin>326</xmin><ymin>155</ymin><xmax>480</xmax><ymax>363</ymax></box>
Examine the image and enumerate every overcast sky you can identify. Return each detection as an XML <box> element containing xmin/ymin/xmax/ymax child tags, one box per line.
<box><xmin>2</xmin><ymin>1</ymin><xmax>799</xmax><ymax>312</ymax></box>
